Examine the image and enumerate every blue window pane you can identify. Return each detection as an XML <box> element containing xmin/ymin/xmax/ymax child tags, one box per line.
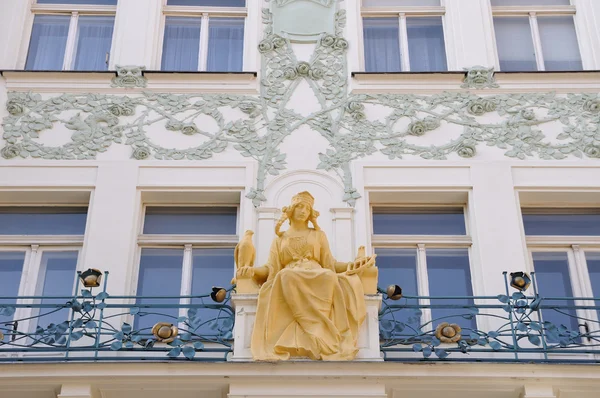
<box><xmin>406</xmin><ymin>17</ymin><xmax>447</xmax><ymax>72</ymax></box>
<box><xmin>191</xmin><ymin>249</ymin><xmax>235</xmax><ymax>337</ymax></box>
<box><xmin>494</xmin><ymin>17</ymin><xmax>537</xmax><ymax>71</ymax></box>
<box><xmin>522</xmin><ymin>210</ymin><xmax>600</xmax><ymax>236</ymax></box>
<box><xmin>363</xmin><ymin>0</ymin><xmax>440</xmax><ymax>5</ymax></box>
<box><xmin>532</xmin><ymin>252</ymin><xmax>580</xmax><ymax>342</ymax></box>
<box><xmin>37</xmin><ymin>0</ymin><xmax>118</xmax><ymax>4</ymax></box>
<box><xmin>26</xmin><ymin>15</ymin><xmax>70</xmax><ymax>70</ymax></box>
<box><xmin>538</xmin><ymin>16</ymin><xmax>582</xmax><ymax>71</ymax></box>
<box><xmin>167</xmin><ymin>0</ymin><xmax>245</xmax><ymax>6</ymax></box>
<box><xmin>492</xmin><ymin>0</ymin><xmax>569</xmax><ymax>5</ymax></box>
<box><xmin>73</xmin><ymin>16</ymin><xmax>114</xmax><ymax>71</ymax></box>
<box><xmin>363</xmin><ymin>18</ymin><xmax>401</xmax><ymax>72</ymax></box>
<box><xmin>373</xmin><ymin>208</ymin><xmax>466</xmax><ymax>235</ymax></box>
<box><xmin>0</xmin><ymin>207</ymin><xmax>88</xmax><ymax>235</ymax></box>
<box><xmin>134</xmin><ymin>249</ymin><xmax>184</xmax><ymax>333</ymax></box>
<box><xmin>162</xmin><ymin>17</ymin><xmax>201</xmax><ymax>71</ymax></box>
<box><xmin>426</xmin><ymin>249</ymin><xmax>476</xmax><ymax>331</ymax></box>
<box><xmin>586</xmin><ymin>252</ymin><xmax>600</xmax><ymax>322</ymax></box>
<box><xmin>143</xmin><ymin>207</ymin><xmax>237</xmax><ymax>235</ymax></box>
<box><xmin>207</xmin><ymin>18</ymin><xmax>244</xmax><ymax>72</ymax></box>
<box><xmin>0</xmin><ymin>252</ymin><xmax>25</xmax><ymax>341</ymax></box>
<box><xmin>37</xmin><ymin>251</ymin><xmax>78</xmax><ymax>329</ymax></box>
<box><xmin>375</xmin><ymin>248</ymin><xmax>420</xmax><ymax>337</ymax></box>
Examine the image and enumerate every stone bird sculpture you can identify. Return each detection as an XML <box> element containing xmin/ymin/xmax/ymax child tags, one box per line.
<box><xmin>231</xmin><ymin>230</ymin><xmax>255</xmax><ymax>285</ymax></box>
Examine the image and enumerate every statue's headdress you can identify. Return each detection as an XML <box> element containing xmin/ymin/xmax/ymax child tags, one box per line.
<box><xmin>290</xmin><ymin>191</ymin><xmax>314</xmax><ymax>209</ymax></box>
<box><xmin>275</xmin><ymin>191</ymin><xmax>320</xmax><ymax>237</ymax></box>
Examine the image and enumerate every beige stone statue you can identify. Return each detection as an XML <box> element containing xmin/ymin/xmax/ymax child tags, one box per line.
<box><xmin>235</xmin><ymin>191</ymin><xmax>376</xmax><ymax>361</ymax></box>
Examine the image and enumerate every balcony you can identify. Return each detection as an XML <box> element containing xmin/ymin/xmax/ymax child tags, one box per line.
<box><xmin>1</xmin><ymin>271</ymin><xmax>600</xmax><ymax>363</ymax></box>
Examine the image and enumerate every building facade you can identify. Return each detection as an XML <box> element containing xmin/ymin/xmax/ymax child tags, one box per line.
<box><xmin>1</xmin><ymin>0</ymin><xmax>600</xmax><ymax>397</ymax></box>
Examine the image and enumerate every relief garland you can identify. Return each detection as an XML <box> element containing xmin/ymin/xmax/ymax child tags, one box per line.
<box><xmin>2</xmin><ymin>5</ymin><xmax>600</xmax><ymax>207</ymax></box>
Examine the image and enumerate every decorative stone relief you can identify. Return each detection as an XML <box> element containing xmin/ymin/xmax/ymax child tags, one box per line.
<box><xmin>461</xmin><ymin>66</ymin><xmax>499</xmax><ymax>89</ymax></box>
<box><xmin>271</xmin><ymin>0</ymin><xmax>337</xmax><ymax>42</ymax></box>
<box><xmin>111</xmin><ymin>65</ymin><xmax>147</xmax><ymax>88</ymax></box>
<box><xmin>2</xmin><ymin>3</ymin><xmax>600</xmax><ymax>207</ymax></box>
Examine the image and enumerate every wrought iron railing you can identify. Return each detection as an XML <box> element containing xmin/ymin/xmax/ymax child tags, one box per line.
<box><xmin>379</xmin><ymin>272</ymin><xmax>600</xmax><ymax>363</ymax></box>
<box><xmin>3</xmin><ymin>269</ymin><xmax>600</xmax><ymax>363</ymax></box>
<box><xmin>0</xmin><ymin>272</ymin><xmax>234</xmax><ymax>362</ymax></box>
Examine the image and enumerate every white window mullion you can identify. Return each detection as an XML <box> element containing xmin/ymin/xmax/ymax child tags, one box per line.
<box><xmin>17</xmin><ymin>245</ymin><xmax>41</xmax><ymax>340</ymax></box>
<box><xmin>198</xmin><ymin>13</ymin><xmax>210</xmax><ymax>71</ymax></box>
<box><xmin>398</xmin><ymin>13</ymin><xmax>411</xmax><ymax>72</ymax></box>
<box><xmin>416</xmin><ymin>244</ymin><xmax>432</xmax><ymax>331</ymax></box>
<box><xmin>62</xmin><ymin>12</ymin><xmax>80</xmax><ymax>71</ymax></box>
<box><xmin>179</xmin><ymin>244</ymin><xmax>194</xmax><ymax>322</ymax></box>
<box><xmin>529</xmin><ymin>12</ymin><xmax>546</xmax><ymax>71</ymax></box>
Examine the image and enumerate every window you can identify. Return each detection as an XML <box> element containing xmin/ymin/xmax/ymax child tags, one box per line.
<box><xmin>135</xmin><ymin>206</ymin><xmax>237</xmax><ymax>336</ymax></box>
<box><xmin>523</xmin><ymin>208</ymin><xmax>600</xmax><ymax>338</ymax></box>
<box><xmin>0</xmin><ymin>207</ymin><xmax>87</xmax><ymax>340</ymax></box>
<box><xmin>161</xmin><ymin>0</ymin><xmax>246</xmax><ymax>72</ymax></box>
<box><xmin>372</xmin><ymin>207</ymin><xmax>475</xmax><ymax>335</ymax></box>
<box><xmin>26</xmin><ymin>0</ymin><xmax>116</xmax><ymax>70</ymax></box>
<box><xmin>361</xmin><ymin>0</ymin><xmax>447</xmax><ymax>72</ymax></box>
<box><xmin>491</xmin><ymin>0</ymin><xmax>582</xmax><ymax>71</ymax></box>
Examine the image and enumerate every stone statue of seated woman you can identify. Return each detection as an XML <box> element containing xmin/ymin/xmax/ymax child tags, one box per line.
<box><xmin>235</xmin><ymin>191</ymin><xmax>376</xmax><ymax>361</ymax></box>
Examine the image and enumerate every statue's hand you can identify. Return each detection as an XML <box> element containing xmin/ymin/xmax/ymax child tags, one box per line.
<box><xmin>346</xmin><ymin>255</ymin><xmax>376</xmax><ymax>276</ymax></box>
<box><xmin>236</xmin><ymin>266</ymin><xmax>255</xmax><ymax>279</ymax></box>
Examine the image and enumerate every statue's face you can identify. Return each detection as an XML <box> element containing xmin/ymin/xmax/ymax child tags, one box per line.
<box><xmin>292</xmin><ymin>203</ymin><xmax>311</xmax><ymax>223</ymax></box>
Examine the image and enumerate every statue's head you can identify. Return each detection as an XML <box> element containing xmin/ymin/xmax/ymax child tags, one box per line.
<box><xmin>275</xmin><ymin>191</ymin><xmax>321</xmax><ymax>236</ymax></box>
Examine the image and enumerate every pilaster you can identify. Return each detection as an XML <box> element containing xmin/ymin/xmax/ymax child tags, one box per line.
<box><xmin>57</xmin><ymin>384</ymin><xmax>93</xmax><ymax>398</ymax></box>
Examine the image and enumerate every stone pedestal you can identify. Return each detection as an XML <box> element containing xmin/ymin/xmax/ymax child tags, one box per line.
<box><xmin>231</xmin><ymin>293</ymin><xmax>383</xmax><ymax>361</ymax></box>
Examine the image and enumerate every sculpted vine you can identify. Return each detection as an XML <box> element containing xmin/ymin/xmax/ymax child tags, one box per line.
<box><xmin>2</xmin><ymin>1</ymin><xmax>600</xmax><ymax>207</ymax></box>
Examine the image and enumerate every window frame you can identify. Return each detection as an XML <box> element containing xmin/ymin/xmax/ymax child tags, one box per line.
<box><xmin>157</xmin><ymin>0</ymin><xmax>248</xmax><ymax>72</ymax></box>
<box><xmin>370</xmin><ymin>203</ymin><xmax>473</xmax><ymax>330</ymax></box>
<box><xmin>23</xmin><ymin>0</ymin><xmax>117</xmax><ymax>70</ymax></box>
<box><xmin>490</xmin><ymin>0</ymin><xmax>581</xmax><ymax>71</ymax></box>
<box><xmin>359</xmin><ymin>0</ymin><xmax>448</xmax><ymax>72</ymax></box>
<box><xmin>134</xmin><ymin>203</ymin><xmax>239</xmax><ymax>324</ymax></box>
<box><xmin>0</xmin><ymin>205</ymin><xmax>88</xmax><ymax>342</ymax></box>
<box><xmin>522</xmin><ymin>207</ymin><xmax>600</xmax><ymax>345</ymax></box>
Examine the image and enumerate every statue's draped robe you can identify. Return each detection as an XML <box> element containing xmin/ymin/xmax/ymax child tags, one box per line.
<box><xmin>251</xmin><ymin>229</ymin><xmax>366</xmax><ymax>360</ymax></box>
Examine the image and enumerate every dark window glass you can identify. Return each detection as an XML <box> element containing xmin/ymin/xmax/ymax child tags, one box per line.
<box><xmin>161</xmin><ymin>16</ymin><xmax>201</xmax><ymax>71</ymax></box>
<box><xmin>426</xmin><ymin>249</ymin><xmax>476</xmax><ymax>331</ymax></box>
<box><xmin>0</xmin><ymin>252</ymin><xmax>25</xmax><ymax>341</ymax></box>
<box><xmin>0</xmin><ymin>207</ymin><xmax>88</xmax><ymax>235</ymax></box>
<box><xmin>373</xmin><ymin>207</ymin><xmax>466</xmax><ymax>235</ymax></box>
<box><xmin>538</xmin><ymin>16</ymin><xmax>582</xmax><ymax>71</ymax></box>
<box><xmin>492</xmin><ymin>0</ymin><xmax>569</xmax><ymax>5</ymax></box>
<box><xmin>363</xmin><ymin>18</ymin><xmax>401</xmax><ymax>72</ymax></box>
<box><xmin>143</xmin><ymin>207</ymin><xmax>237</xmax><ymax>235</ymax></box>
<box><xmin>493</xmin><ymin>17</ymin><xmax>537</xmax><ymax>71</ymax></box>
<box><xmin>191</xmin><ymin>248</ymin><xmax>235</xmax><ymax>337</ymax></box>
<box><xmin>134</xmin><ymin>249</ymin><xmax>184</xmax><ymax>333</ymax></box>
<box><xmin>167</xmin><ymin>0</ymin><xmax>245</xmax><ymax>6</ymax></box>
<box><xmin>207</xmin><ymin>18</ymin><xmax>244</xmax><ymax>72</ymax></box>
<box><xmin>406</xmin><ymin>17</ymin><xmax>447</xmax><ymax>72</ymax></box>
<box><xmin>73</xmin><ymin>16</ymin><xmax>115</xmax><ymax>71</ymax></box>
<box><xmin>37</xmin><ymin>0</ymin><xmax>118</xmax><ymax>4</ymax></box>
<box><xmin>376</xmin><ymin>248</ymin><xmax>420</xmax><ymax>337</ymax></box>
<box><xmin>36</xmin><ymin>251</ymin><xmax>78</xmax><ymax>329</ymax></box>
<box><xmin>522</xmin><ymin>209</ymin><xmax>600</xmax><ymax>236</ymax></box>
<box><xmin>587</xmin><ymin>252</ymin><xmax>600</xmax><ymax>321</ymax></box>
<box><xmin>25</xmin><ymin>15</ymin><xmax>70</xmax><ymax>70</ymax></box>
<box><xmin>532</xmin><ymin>252</ymin><xmax>580</xmax><ymax>342</ymax></box>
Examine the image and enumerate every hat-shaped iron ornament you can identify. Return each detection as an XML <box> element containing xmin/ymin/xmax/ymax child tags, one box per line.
<box><xmin>510</xmin><ymin>272</ymin><xmax>532</xmax><ymax>292</ymax></box>
<box><xmin>79</xmin><ymin>268</ymin><xmax>103</xmax><ymax>288</ymax></box>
